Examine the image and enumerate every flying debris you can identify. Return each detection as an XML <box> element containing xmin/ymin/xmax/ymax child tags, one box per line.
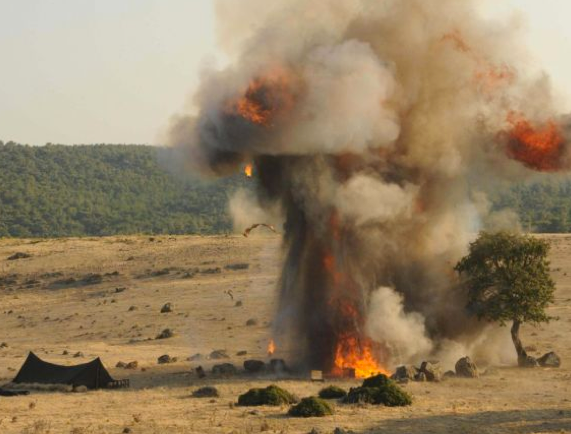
<box><xmin>242</xmin><ymin>223</ymin><xmax>277</xmax><ymax>238</ymax></box>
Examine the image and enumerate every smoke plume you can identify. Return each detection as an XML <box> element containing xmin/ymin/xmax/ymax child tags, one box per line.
<box><xmin>169</xmin><ymin>0</ymin><xmax>571</xmax><ymax>374</ymax></box>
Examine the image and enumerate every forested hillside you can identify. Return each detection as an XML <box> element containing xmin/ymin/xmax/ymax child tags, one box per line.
<box><xmin>0</xmin><ymin>142</ymin><xmax>250</xmax><ymax>237</ymax></box>
<box><xmin>1</xmin><ymin>141</ymin><xmax>571</xmax><ymax>237</ymax></box>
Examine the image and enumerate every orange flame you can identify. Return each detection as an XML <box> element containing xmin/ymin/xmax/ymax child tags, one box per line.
<box><xmin>267</xmin><ymin>339</ymin><xmax>276</xmax><ymax>356</ymax></box>
<box><xmin>227</xmin><ymin>67</ymin><xmax>297</xmax><ymax>127</ymax></box>
<box><xmin>506</xmin><ymin>112</ymin><xmax>565</xmax><ymax>171</ymax></box>
<box><xmin>333</xmin><ymin>334</ymin><xmax>388</xmax><ymax>378</ymax></box>
<box><xmin>244</xmin><ymin>164</ymin><xmax>253</xmax><ymax>177</ymax></box>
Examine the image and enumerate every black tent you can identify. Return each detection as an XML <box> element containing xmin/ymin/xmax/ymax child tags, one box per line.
<box><xmin>12</xmin><ymin>352</ymin><xmax>128</xmax><ymax>389</ymax></box>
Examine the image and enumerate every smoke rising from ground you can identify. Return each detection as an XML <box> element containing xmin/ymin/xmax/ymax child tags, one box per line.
<box><xmin>169</xmin><ymin>0</ymin><xmax>569</xmax><ymax>371</ymax></box>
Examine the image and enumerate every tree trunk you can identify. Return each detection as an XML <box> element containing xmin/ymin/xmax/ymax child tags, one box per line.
<box><xmin>511</xmin><ymin>320</ymin><xmax>528</xmax><ymax>366</ymax></box>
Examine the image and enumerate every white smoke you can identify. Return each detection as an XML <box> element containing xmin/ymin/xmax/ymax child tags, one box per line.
<box><xmin>366</xmin><ymin>287</ymin><xmax>433</xmax><ymax>365</ymax></box>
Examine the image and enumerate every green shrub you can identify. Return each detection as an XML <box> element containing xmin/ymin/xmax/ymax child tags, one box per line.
<box><xmin>343</xmin><ymin>374</ymin><xmax>412</xmax><ymax>407</ymax></box>
<box><xmin>318</xmin><ymin>385</ymin><xmax>347</xmax><ymax>399</ymax></box>
<box><xmin>361</xmin><ymin>374</ymin><xmax>390</xmax><ymax>388</ymax></box>
<box><xmin>288</xmin><ymin>397</ymin><xmax>334</xmax><ymax>417</ymax></box>
<box><xmin>237</xmin><ymin>385</ymin><xmax>297</xmax><ymax>406</ymax></box>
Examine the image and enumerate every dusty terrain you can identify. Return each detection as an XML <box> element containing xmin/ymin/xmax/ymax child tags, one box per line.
<box><xmin>0</xmin><ymin>234</ymin><xmax>570</xmax><ymax>434</ymax></box>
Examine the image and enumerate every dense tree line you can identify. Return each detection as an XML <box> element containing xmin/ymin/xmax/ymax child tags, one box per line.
<box><xmin>0</xmin><ymin>142</ymin><xmax>250</xmax><ymax>237</ymax></box>
<box><xmin>492</xmin><ymin>178</ymin><xmax>571</xmax><ymax>233</ymax></box>
<box><xmin>1</xmin><ymin>141</ymin><xmax>571</xmax><ymax>237</ymax></box>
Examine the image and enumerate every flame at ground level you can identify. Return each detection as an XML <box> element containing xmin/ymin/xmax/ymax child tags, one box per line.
<box><xmin>267</xmin><ymin>339</ymin><xmax>276</xmax><ymax>356</ymax></box>
<box><xmin>244</xmin><ymin>164</ymin><xmax>253</xmax><ymax>177</ymax></box>
<box><xmin>332</xmin><ymin>334</ymin><xmax>388</xmax><ymax>378</ymax></box>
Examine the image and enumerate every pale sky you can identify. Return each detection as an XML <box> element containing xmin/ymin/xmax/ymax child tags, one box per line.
<box><xmin>1</xmin><ymin>1</ymin><xmax>571</xmax><ymax>146</ymax></box>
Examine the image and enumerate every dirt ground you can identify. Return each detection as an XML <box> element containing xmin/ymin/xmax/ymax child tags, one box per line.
<box><xmin>0</xmin><ymin>234</ymin><xmax>570</xmax><ymax>434</ymax></box>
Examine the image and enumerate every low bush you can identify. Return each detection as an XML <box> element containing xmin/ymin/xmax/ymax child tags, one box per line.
<box><xmin>237</xmin><ymin>385</ymin><xmax>297</xmax><ymax>406</ymax></box>
<box><xmin>318</xmin><ymin>385</ymin><xmax>347</xmax><ymax>399</ymax></box>
<box><xmin>288</xmin><ymin>397</ymin><xmax>334</xmax><ymax>417</ymax></box>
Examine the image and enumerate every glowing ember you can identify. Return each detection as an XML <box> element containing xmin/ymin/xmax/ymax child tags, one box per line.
<box><xmin>244</xmin><ymin>164</ymin><xmax>253</xmax><ymax>177</ymax></box>
<box><xmin>267</xmin><ymin>339</ymin><xmax>276</xmax><ymax>356</ymax></box>
<box><xmin>333</xmin><ymin>334</ymin><xmax>387</xmax><ymax>378</ymax></box>
<box><xmin>227</xmin><ymin>67</ymin><xmax>297</xmax><ymax>126</ymax></box>
<box><xmin>506</xmin><ymin>112</ymin><xmax>565</xmax><ymax>171</ymax></box>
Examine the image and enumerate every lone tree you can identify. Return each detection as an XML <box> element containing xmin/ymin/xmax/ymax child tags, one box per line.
<box><xmin>455</xmin><ymin>231</ymin><xmax>556</xmax><ymax>367</ymax></box>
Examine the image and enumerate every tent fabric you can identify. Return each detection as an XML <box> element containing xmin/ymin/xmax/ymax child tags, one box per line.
<box><xmin>12</xmin><ymin>352</ymin><xmax>116</xmax><ymax>389</ymax></box>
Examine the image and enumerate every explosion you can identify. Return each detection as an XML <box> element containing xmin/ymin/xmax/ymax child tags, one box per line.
<box><xmin>170</xmin><ymin>0</ymin><xmax>571</xmax><ymax>374</ymax></box>
<box><xmin>506</xmin><ymin>112</ymin><xmax>565</xmax><ymax>172</ymax></box>
<box><xmin>244</xmin><ymin>164</ymin><xmax>253</xmax><ymax>177</ymax></box>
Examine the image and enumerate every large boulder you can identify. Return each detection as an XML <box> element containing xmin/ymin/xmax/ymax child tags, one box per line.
<box><xmin>455</xmin><ymin>357</ymin><xmax>479</xmax><ymax>378</ymax></box>
<box><xmin>537</xmin><ymin>352</ymin><xmax>561</xmax><ymax>368</ymax></box>
<box><xmin>244</xmin><ymin>360</ymin><xmax>266</xmax><ymax>373</ymax></box>
<box><xmin>212</xmin><ymin>363</ymin><xmax>237</xmax><ymax>376</ymax></box>
<box><xmin>270</xmin><ymin>358</ymin><xmax>288</xmax><ymax>373</ymax></box>
<box><xmin>391</xmin><ymin>365</ymin><xmax>417</xmax><ymax>382</ymax></box>
<box><xmin>419</xmin><ymin>361</ymin><xmax>442</xmax><ymax>382</ymax></box>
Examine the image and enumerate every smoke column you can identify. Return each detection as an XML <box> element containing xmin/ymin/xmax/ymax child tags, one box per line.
<box><xmin>169</xmin><ymin>0</ymin><xmax>571</xmax><ymax>375</ymax></box>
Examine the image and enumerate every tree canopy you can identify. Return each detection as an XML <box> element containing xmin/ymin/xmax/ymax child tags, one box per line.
<box><xmin>0</xmin><ymin>142</ymin><xmax>252</xmax><ymax>237</ymax></box>
<box><xmin>1</xmin><ymin>141</ymin><xmax>571</xmax><ymax>237</ymax></box>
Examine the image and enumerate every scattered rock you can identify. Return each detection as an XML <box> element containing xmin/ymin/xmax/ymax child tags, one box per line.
<box><xmin>125</xmin><ymin>361</ymin><xmax>139</xmax><ymax>370</ymax></box>
<box><xmin>318</xmin><ymin>385</ymin><xmax>347</xmax><ymax>400</ymax></box>
<box><xmin>224</xmin><ymin>263</ymin><xmax>250</xmax><ymax>271</ymax></box>
<box><xmin>116</xmin><ymin>361</ymin><xmax>127</xmax><ymax>368</ymax></box>
<box><xmin>288</xmin><ymin>397</ymin><xmax>334</xmax><ymax>418</ymax></box>
<box><xmin>156</xmin><ymin>328</ymin><xmax>174</xmax><ymax>339</ymax></box>
<box><xmin>244</xmin><ymin>360</ymin><xmax>266</xmax><ymax>373</ymax></box>
<box><xmin>128</xmin><ymin>306</ymin><xmax>137</xmax><ymax>312</ymax></box>
<box><xmin>245</xmin><ymin>318</ymin><xmax>258</xmax><ymax>326</ymax></box>
<box><xmin>212</xmin><ymin>363</ymin><xmax>237</xmax><ymax>376</ymax></box>
<box><xmin>236</xmin><ymin>350</ymin><xmax>248</xmax><ymax>356</ymax></box>
<box><xmin>8</xmin><ymin>252</ymin><xmax>31</xmax><ymax>260</ymax></box>
<box><xmin>443</xmin><ymin>370</ymin><xmax>457</xmax><ymax>379</ymax></box>
<box><xmin>62</xmin><ymin>350</ymin><xmax>69</xmax><ymax>355</ymax></box>
<box><xmin>192</xmin><ymin>386</ymin><xmax>220</xmax><ymax>398</ymax></box>
<box><xmin>235</xmin><ymin>301</ymin><xmax>243</xmax><ymax>307</ymax></box>
<box><xmin>115</xmin><ymin>287</ymin><xmax>126</xmax><ymax>293</ymax></box>
<box><xmin>122</xmin><ymin>427</ymin><xmax>132</xmax><ymax>433</ymax></box>
<box><xmin>209</xmin><ymin>350</ymin><xmax>229</xmax><ymax>360</ymax></box>
<box><xmin>455</xmin><ymin>356</ymin><xmax>479</xmax><ymax>378</ymax></box>
<box><xmin>419</xmin><ymin>361</ymin><xmax>442</xmax><ymax>382</ymax></box>
<box><xmin>333</xmin><ymin>428</ymin><xmax>356</xmax><ymax>434</ymax></box>
<box><xmin>237</xmin><ymin>385</ymin><xmax>298</xmax><ymax>406</ymax></box>
<box><xmin>73</xmin><ymin>352</ymin><xmax>84</xmax><ymax>358</ymax></box>
<box><xmin>392</xmin><ymin>365</ymin><xmax>418</xmax><ymax>382</ymax></box>
<box><xmin>160</xmin><ymin>303</ymin><xmax>173</xmax><ymax>313</ymax></box>
<box><xmin>538</xmin><ymin>351</ymin><xmax>561</xmax><ymax>368</ymax></box>
<box><xmin>0</xmin><ymin>342</ymin><xmax>8</xmax><ymax>349</ymax></box>
<box><xmin>188</xmin><ymin>353</ymin><xmax>203</xmax><ymax>361</ymax></box>
<box><xmin>158</xmin><ymin>354</ymin><xmax>176</xmax><ymax>364</ymax></box>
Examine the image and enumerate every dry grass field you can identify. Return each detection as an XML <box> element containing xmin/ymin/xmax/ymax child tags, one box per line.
<box><xmin>0</xmin><ymin>234</ymin><xmax>570</xmax><ymax>434</ymax></box>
